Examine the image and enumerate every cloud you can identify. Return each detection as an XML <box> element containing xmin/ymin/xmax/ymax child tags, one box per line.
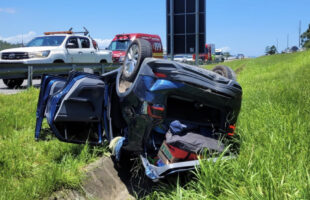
<box><xmin>0</xmin><ymin>8</ymin><xmax>16</xmax><ymax>14</ymax></box>
<box><xmin>218</xmin><ymin>46</ymin><xmax>231</xmax><ymax>52</ymax></box>
<box><xmin>0</xmin><ymin>31</ymin><xmax>36</xmax><ymax>44</ymax></box>
<box><xmin>94</xmin><ymin>38</ymin><xmax>112</xmax><ymax>49</ymax></box>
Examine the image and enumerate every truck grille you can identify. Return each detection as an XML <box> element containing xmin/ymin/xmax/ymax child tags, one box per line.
<box><xmin>1</xmin><ymin>52</ymin><xmax>29</xmax><ymax>60</ymax></box>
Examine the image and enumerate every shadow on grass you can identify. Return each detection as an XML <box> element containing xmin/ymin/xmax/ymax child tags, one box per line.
<box><xmin>37</xmin><ymin>128</ymin><xmax>55</xmax><ymax>141</ymax></box>
<box><xmin>37</xmin><ymin>128</ymin><xmax>106</xmax><ymax>163</ymax></box>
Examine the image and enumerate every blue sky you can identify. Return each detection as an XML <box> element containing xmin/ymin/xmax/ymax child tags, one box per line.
<box><xmin>0</xmin><ymin>0</ymin><xmax>309</xmax><ymax>56</ymax></box>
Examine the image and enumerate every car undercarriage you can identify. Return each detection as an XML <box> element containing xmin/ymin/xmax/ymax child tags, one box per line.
<box><xmin>35</xmin><ymin>39</ymin><xmax>242</xmax><ymax>181</ymax></box>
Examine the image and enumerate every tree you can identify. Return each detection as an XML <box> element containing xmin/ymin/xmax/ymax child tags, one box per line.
<box><xmin>265</xmin><ymin>45</ymin><xmax>277</xmax><ymax>55</ymax></box>
<box><xmin>291</xmin><ymin>46</ymin><xmax>299</xmax><ymax>52</ymax></box>
<box><xmin>301</xmin><ymin>24</ymin><xmax>310</xmax><ymax>49</ymax></box>
<box><xmin>0</xmin><ymin>40</ymin><xmax>21</xmax><ymax>51</ymax></box>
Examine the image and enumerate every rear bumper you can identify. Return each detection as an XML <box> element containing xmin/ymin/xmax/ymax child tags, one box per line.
<box><xmin>140</xmin><ymin>154</ymin><xmax>235</xmax><ymax>181</ymax></box>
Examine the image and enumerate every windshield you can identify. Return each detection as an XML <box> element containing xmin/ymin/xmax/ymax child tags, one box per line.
<box><xmin>26</xmin><ymin>36</ymin><xmax>66</xmax><ymax>47</ymax></box>
<box><xmin>108</xmin><ymin>40</ymin><xmax>131</xmax><ymax>51</ymax></box>
<box><xmin>215</xmin><ymin>52</ymin><xmax>223</xmax><ymax>55</ymax></box>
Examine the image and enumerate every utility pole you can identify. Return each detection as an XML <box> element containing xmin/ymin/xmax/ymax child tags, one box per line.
<box><xmin>287</xmin><ymin>34</ymin><xmax>289</xmax><ymax>49</ymax></box>
<box><xmin>299</xmin><ymin>20</ymin><xmax>302</xmax><ymax>48</ymax></box>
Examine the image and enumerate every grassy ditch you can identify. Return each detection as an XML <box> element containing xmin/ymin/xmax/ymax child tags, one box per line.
<box><xmin>0</xmin><ymin>88</ymin><xmax>106</xmax><ymax>200</ymax></box>
<box><xmin>146</xmin><ymin>51</ymin><xmax>310</xmax><ymax>199</ymax></box>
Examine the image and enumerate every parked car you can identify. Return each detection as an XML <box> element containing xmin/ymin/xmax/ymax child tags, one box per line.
<box><xmin>236</xmin><ymin>54</ymin><xmax>245</xmax><ymax>59</ymax></box>
<box><xmin>0</xmin><ymin>30</ymin><xmax>112</xmax><ymax>88</ymax></box>
<box><xmin>173</xmin><ymin>54</ymin><xmax>194</xmax><ymax>63</ymax></box>
<box><xmin>107</xmin><ymin>33</ymin><xmax>163</xmax><ymax>63</ymax></box>
<box><xmin>35</xmin><ymin>39</ymin><xmax>242</xmax><ymax>181</ymax></box>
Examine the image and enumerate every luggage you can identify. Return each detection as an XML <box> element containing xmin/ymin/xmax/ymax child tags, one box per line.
<box><xmin>157</xmin><ymin>141</ymin><xmax>198</xmax><ymax>164</ymax></box>
<box><xmin>166</xmin><ymin>120</ymin><xmax>225</xmax><ymax>154</ymax></box>
<box><xmin>157</xmin><ymin>120</ymin><xmax>225</xmax><ymax>165</ymax></box>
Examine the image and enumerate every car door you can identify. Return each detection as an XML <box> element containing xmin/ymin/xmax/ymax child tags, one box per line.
<box><xmin>66</xmin><ymin>36</ymin><xmax>81</xmax><ymax>63</ymax></box>
<box><xmin>35</xmin><ymin>72</ymin><xmax>112</xmax><ymax>145</ymax></box>
<box><xmin>78</xmin><ymin>37</ymin><xmax>96</xmax><ymax>63</ymax></box>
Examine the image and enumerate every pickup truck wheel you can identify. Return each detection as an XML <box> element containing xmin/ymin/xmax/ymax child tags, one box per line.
<box><xmin>3</xmin><ymin>78</ymin><xmax>24</xmax><ymax>89</ymax></box>
<box><xmin>121</xmin><ymin>39</ymin><xmax>152</xmax><ymax>82</ymax></box>
<box><xmin>53</xmin><ymin>60</ymin><xmax>64</xmax><ymax>63</ymax></box>
<box><xmin>212</xmin><ymin>65</ymin><xmax>236</xmax><ymax>81</ymax></box>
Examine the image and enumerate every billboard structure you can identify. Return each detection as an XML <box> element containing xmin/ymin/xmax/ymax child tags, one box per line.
<box><xmin>167</xmin><ymin>0</ymin><xmax>206</xmax><ymax>64</ymax></box>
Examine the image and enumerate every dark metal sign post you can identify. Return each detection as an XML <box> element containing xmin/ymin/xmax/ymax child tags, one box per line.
<box><xmin>170</xmin><ymin>0</ymin><xmax>174</xmax><ymax>61</ymax></box>
<box><xmin>195</xmin><ymin>0</ymin><xmax>199</xmax><ymax>66</ymax></box>
<box><xmin>167</xmin><ymin>0</ymin><xmax>206</xmax><ymax>66</ymax></box>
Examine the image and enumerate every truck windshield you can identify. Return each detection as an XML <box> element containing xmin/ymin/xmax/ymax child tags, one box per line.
<box><xmin>26</xmin><ymin>36</ymin><xmax>66</xmax><ymax>47</ymax></box>
<box><xmin>108</xmin><ymin>40</ymin><xmax>131</xmax><ymax>51</ymax></box>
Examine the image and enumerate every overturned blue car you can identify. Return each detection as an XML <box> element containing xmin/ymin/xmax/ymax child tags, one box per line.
<box><xmin>35</xmin><ymin>39</ymin><xmax>242</xmax><ymax>181</ymax></box>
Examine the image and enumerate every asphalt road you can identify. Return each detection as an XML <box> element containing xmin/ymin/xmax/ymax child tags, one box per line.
<box><xmin>0</xmin><ymin>79</ymin><xmax>41</xmax><ymax>95</ymax></box>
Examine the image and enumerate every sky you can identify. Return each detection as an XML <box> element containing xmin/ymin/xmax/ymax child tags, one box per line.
<box><xmin>0</xmin><ymin>0</ymin><xmax>309</xmax><ymax>56</ymax></box>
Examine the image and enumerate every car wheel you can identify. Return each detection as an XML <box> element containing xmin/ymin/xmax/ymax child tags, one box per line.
<box><xmin>2</xmin><ymin>78</ymin><xmax>24</xmax><ymax>89</ymax></box>
<box><xmin>212</xmin><ymin>65</ymin><xmax>236</xmax><ymax>81</ymax></box>
<box><xmin>121</xmin><ymin>39</ymin><xmax>152</xmax><ymax>82</ymax></box>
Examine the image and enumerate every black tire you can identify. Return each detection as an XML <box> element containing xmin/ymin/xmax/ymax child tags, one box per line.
<box><xmin>121</xmin><ymin>39</ymin><xmax>152</xmax><ymax>82</ymax></box>
<box><xmin>3</xmin><ymin>78</ymin><xmax>24</xmax><ymax>89</ymax></box>
<box><xmin>212</xmin><ymin>65</ymin><xmax>236</xmax><ymax>81</ymax></box>
<box><xmin>53</xmin><ymin>60</ymin><xmax>64</xmax><ymax>63</ymax></box>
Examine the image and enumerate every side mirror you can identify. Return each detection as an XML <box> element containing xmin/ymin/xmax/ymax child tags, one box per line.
<box><xmin>105</xmin><ymin>47</ymin><xmax>108</xmax><ymax>50</ymax></box>
<box><xmin>66</xmin><ymin>43</ymin><xmax>76</xmax><ymax>49</ymax></box>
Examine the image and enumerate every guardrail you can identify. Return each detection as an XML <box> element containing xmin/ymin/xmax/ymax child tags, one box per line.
<box><xmin>0</xmin><ymin>63</ymin><xmax>120</xmax><ymax>88</ymax></box>
<box><xmin>182</xmin><ymin>60</ymin><xmax>224</xmax><ymax>66</ymax></box>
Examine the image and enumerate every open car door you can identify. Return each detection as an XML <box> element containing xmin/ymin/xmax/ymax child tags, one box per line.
<box><xmin>35</xmin><ymin>72</ymin><xmax>112</xmax><ymax>145</ymax></box>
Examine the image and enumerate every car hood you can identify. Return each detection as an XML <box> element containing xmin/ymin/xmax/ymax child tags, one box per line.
<box><xmin>0</xmin><ymin>46</ymin><xmax>59</xmax><ymax>53</ymax></box>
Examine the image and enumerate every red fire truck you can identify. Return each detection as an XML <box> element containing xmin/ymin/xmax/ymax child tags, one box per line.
<box><xmin>107</xmin><ymin>33</ymin><xmax>163</xmax><ymax>63</ymax></box>
<box><xmin>193</xmin><ymin>44</ymin><xmax>215</xmax><ymax>61</ymax></box>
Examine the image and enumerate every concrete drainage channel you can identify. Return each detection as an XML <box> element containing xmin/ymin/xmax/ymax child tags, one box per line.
<box><xmin>49</xmin><ymin>155</ymin><xmax>193</xmax><ymax>200</ymax></box>
<box><xmin>49</xmin><ymin>157</ymin><xmax>135</xmax><ymax>200</ymax></box>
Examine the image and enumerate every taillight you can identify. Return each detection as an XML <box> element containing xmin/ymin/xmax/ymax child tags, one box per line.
<box><xmin>147</xmin><ymin>104</ymin><xmax>165</xmax><ymax>119</ymax></box>
<box><xmin>154</xmin><ymin>72</ymin><xmax>167</xmax><ymax>78</ymax></box>
<box><xmin>227</xmin><ymin>125</ymin><xmax>236</xmax><ymax>136</ymax></box>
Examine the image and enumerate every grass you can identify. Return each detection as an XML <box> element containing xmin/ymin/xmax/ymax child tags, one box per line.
<box><xmin>0</xmin><ymin>51</ymin><xmax>309</xmax><ymax>199</ymax></box>
<box><xmin>0</xmin><ymin>88</ymin><xmax>106</xmax><ymax>200</ymax></box>
<box><xmin>146</xmin><ymin>51</ymin><xmax>310</xmax><ymax>199</ymax></box>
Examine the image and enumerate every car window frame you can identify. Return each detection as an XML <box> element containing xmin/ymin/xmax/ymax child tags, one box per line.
<box><xmin>79</xmin><ymin>37</ymin><xmax>91</xmax><ymax>49</ymax></box>
<box><xmin>66</xmin><ymin>36</ymin><xmax>80</xmax><ymax>49</ymax></box>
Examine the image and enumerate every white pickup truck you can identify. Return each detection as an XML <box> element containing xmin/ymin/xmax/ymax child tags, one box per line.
<box><xmin>0</xmin><ymin>33</ymin><xmax>112</xmax><ymax>88</ymax></box>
